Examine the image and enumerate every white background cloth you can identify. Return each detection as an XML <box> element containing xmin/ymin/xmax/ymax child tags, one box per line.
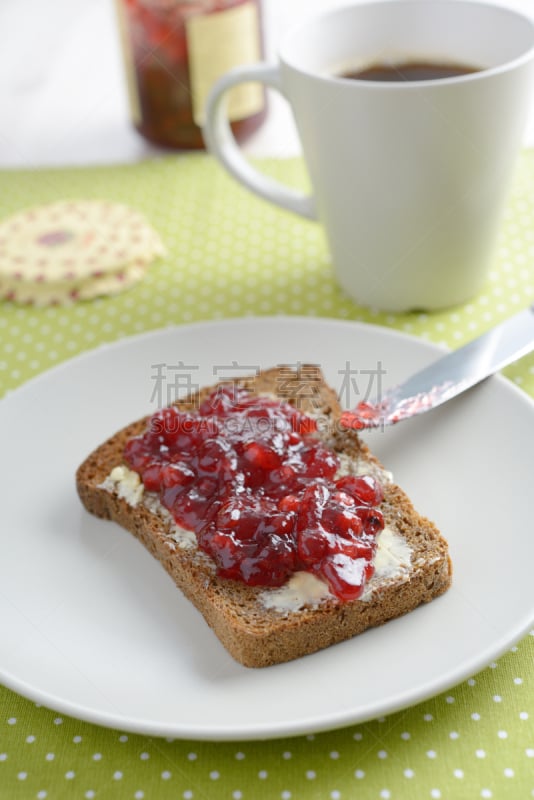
<box><xmin>1</xmin><ymin>0</ymin><xmax>534</xmax><ymax>168</ymax></box>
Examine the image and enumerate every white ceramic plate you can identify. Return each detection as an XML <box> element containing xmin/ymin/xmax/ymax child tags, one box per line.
<box><xmin>1</xmin><ymin>317</ymin><xmax>533</xmax><ymax>741</ymax></box>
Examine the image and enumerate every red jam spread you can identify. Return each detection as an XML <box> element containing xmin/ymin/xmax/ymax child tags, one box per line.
<box><xmin>124</xmin><ymin>388</ymin><xmax>385</xmax><ymax>601</ymax></box>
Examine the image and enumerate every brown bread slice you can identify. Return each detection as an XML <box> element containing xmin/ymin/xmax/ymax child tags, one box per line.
<box><xmin>76</xmin><ymin>366</ymin><xmax>452</xmax><ymax>668</ymax></box>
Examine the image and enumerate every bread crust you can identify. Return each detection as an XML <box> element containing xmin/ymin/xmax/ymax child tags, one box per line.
<box><xmin>76</xmin><ymin>366</ymin><xmax>452</xmax><ymax>667</ymax></box>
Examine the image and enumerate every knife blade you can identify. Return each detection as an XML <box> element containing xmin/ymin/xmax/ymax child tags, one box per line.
<box><xmin>340</xmin><ymin>304</ymin><xmax>534</xmax><ymax>429</ymax></box>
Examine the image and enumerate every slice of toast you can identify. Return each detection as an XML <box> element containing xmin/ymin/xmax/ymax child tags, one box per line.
<box><xmin>76</xmin><ymin>366</ymin><xmax>452</xmax><ymax>668</ymax></box>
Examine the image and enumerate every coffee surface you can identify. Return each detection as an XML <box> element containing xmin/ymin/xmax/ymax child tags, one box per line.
<box><xmin>341</xmin><ymin>60</ymin><xmax>480</xmax><ymax>82</ymax></box>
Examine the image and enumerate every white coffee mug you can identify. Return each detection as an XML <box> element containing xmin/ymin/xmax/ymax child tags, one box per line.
<box><xmin>203</xmin><ymin>0</ymin><xmax>534</xmax><ymax>312</ymax></box>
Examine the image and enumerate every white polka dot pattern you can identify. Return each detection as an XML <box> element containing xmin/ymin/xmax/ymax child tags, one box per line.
<box><xmin>1</xmin><ymin>648</ymin><xmax>532</xmax><ymax>800</ymax></box>
<box><xmin>0</xmin><ymin>153</ymin><xmax>532</xmax><ymax>798</ymax></box>
<box><xmin>0</xmin><ymin>154</ymin><xmax>532</xmax><ymax>400</ymax></box>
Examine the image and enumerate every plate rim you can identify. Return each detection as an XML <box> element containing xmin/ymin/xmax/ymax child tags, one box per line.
<box><xmin>3</xmin><ymin>314</ymin><xmax>450</xmax><ymax>402</ymax></box>
<box><xmin>0</xmin><ymin>616</ymin><xmax>532</xmax><ymax>741</ymax></box>
<box><xmin>2</xmin><ymin>313</ymin><xmax>533</xmax><ymax>407</ymax></box>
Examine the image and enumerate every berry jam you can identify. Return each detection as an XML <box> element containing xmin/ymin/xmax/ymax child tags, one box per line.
<box><xmin>117</xmin><ymin>0</ymin><xmax>265</xmax><ymax>149</ymax></box>
<box><xmin>124</xmin><ymin>388</ymin><xmax>385</xmax><ymax>601</ymax></box>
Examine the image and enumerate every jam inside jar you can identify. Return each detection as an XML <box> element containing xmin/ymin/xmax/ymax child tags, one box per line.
<box><xmin>116</xmin><ymin>0</ymin><xmax>266</xmax><ymax>149</ymax></box>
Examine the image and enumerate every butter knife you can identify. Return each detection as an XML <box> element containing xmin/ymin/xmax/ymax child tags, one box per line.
<box><xmin>340</xmin><ymin>304</ymin><xmax>534</xmax><ymax>430</ymax></box>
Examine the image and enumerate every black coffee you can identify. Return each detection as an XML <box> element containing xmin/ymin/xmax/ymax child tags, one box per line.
<box><xmin>341</xmin><ymin>60</ymin><xmax>480</xmax><ymax>82</ymax></box>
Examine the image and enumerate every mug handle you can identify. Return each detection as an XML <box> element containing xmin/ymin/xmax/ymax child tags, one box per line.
<box><xmin>203</xmin><ymin>62</ymin><xmax>318</xmax><ymax>221</ymax></box>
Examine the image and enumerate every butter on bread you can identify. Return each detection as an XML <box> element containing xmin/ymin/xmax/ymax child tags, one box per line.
<box><xmin>76</xmin><ymin>366</ymin><xmax>452</xmax><ymax>668</ymax></box>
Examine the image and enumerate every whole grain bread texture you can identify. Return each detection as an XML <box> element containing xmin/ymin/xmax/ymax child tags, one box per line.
<box><xmin>76</xmin><ymin>366</ymin><xmax>452</xmax><ymax>667</ymax></box>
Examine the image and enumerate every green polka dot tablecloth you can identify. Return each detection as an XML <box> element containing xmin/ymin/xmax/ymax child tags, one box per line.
<box><xmin>0</xmin><ymin>153</ymin><xmax>533</xmax><ymax>800</ymax></box>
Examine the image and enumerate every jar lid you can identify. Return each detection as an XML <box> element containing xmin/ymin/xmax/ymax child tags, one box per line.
<box><xmin>0</xmin><ymin>200</ymin><xmax>165</xmax><ymax>305</ymax></box>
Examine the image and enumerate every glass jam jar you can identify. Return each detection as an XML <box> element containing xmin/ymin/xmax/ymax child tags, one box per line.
<box><xmin>115</xmin><ymin>0</ymin><xmax>265</xmax><ymax>149</ymax></box>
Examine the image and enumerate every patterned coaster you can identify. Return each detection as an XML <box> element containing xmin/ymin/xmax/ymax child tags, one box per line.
<box><xmin>0</xmin><ymin>200</ymin><xmax>165</xmax><ymax>305</ymax></box>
